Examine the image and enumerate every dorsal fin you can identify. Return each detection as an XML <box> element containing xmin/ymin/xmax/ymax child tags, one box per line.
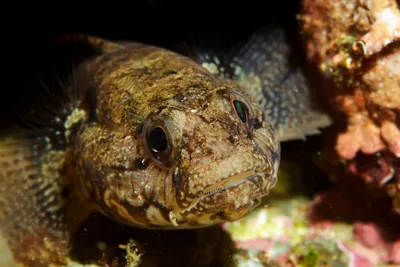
<box><xmin>57</xmin><ymin>33</ymin><xmax>124</xmax><ymax>54</ymax></box>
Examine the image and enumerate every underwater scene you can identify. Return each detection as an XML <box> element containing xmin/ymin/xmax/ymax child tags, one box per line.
<box><xmin>1</xmin><ymin>0</ymin><xmax>399</xmax><ymax>266</ymax></box>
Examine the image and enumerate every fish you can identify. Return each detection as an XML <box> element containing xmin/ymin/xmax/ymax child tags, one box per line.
<box><xmin>0</xmin><ymin>24</ymin><xmax>331</xmax><ymax>266</ymax></box>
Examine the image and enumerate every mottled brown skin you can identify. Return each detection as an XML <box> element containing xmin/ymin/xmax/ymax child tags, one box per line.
<box><xmin>68</xmin><ymin>41</ymin><xmax>280</xmax><ymax>229</ymax></box>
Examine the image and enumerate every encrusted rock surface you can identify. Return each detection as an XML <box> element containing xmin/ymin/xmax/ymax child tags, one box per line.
<box><xmin>297</xmin><ymin>0</ymin><xmax>400</xmax><ymax>265</ymax></box>
<box><xmin>300</xmin><ymin>0</ymin><xmax>400</xmax><ymax>213</ymax></box>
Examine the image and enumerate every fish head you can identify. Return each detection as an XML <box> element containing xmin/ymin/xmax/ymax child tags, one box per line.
<box><xmin>157</xmin><ymin>83</ymin><xmax>280</xmax><ymax>228</ymax></box>
<box><xmin>74</xmin><ymin>41</ymin><xmax>280</xmax><ymax>228</ymax></box>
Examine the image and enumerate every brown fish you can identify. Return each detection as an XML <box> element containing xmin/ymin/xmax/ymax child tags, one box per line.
<box><xmin>0</xmin><ymin>25</ymin><xmax>331</xmax><ymax>266</ymax></box>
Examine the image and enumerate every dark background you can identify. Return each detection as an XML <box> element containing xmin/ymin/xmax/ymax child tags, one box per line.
<box><xmin>2</xmin><ymin>0</ymin><xmax>302</xmax><ymax>128</ymax></box>
<box><xmin>5</xmin><ymin>0</ymin><xmax>301</xmax><ymax>64</ymax></box>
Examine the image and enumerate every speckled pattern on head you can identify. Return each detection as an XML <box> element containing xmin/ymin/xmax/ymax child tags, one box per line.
<box><xmin>72</xmin><ymin>42</ymin><xmax>279</xmax><ymax>229</ymax></box>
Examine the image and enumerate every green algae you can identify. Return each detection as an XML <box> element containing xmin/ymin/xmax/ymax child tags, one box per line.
<box><xmin>224</xmin><ymin>195</ymin><xmax>355</xmax><ymax>266</ymax></box>
<box><xmin>288</xmin><ymin>238</ymin><xmax>350</xmax><ymax>267</ymax></box>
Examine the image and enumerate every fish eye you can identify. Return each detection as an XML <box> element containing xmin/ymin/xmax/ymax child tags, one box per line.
<box><xmin>232</xmin><ymin>100</ymin><xmax>248</xmax><ymax>124</ymax></box>
<box><xmin>148</xmin><ymin>126</ymin><xmax>168</xmax><ymax>152</ymax></box>
<box><xmin>142</xmin><ymin>119</ymin><xmax>173</xmax><ymax>166</ymax></box>
<box><xmin>229</xmin><ymin>89</ymin><xmax>254</xmax><ymax>130</ymax></box>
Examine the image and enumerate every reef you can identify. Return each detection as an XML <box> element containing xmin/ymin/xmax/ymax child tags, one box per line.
<box><xmin>297</xmin><ymin>0</ymin><xmax>400</xmax><ymax>265</ymax></box>
<box><xmin>299</xmin><ymin>0</ymin><xmax>400</xmax><ymax>210</ymax></box>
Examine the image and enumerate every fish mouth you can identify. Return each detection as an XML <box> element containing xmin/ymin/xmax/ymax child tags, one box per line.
<box><xmin>181</xmin><ymin>170</ymin><xmax>272</xmax><ymax>215</ymax></box>
<box><xmin>201</xmin><ymin>170</ymin><xmax>260</xmax><ymax>198</ymax></box>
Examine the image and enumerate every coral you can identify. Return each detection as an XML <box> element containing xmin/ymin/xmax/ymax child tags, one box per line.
<box><xmin>223</xmin><ymin>193</ymin><xmax>400</xmax><ymax>266</ymax></box>
<box><xmin>231</xmin><ymin>249</ymin><xmax>281</xmax><ymax>267</ymax></box>
<box><xmin>307</xmin><ymin>176</ymin><xmax>400</xmax><ymax>266</ymax></box>
<box><xmin>223</xmin><ymin>196</ymin><xmax>355</xmax><ymax>266</ymax></box>
<box><xmin>300</xmin><ymin>0</ymin><xmax>400</xmax><ymax>156</ymax></box>
<box><xmin>288</xmin><ymin>238</ymin><xmax>350</xmax><ymax>267</ymax></box>
<box><xmin>300</xmin><ymin>0</ymin><xmax>400</xmax><ymax>213</ymax></box>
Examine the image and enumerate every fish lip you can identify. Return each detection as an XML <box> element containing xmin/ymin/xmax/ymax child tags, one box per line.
<box><xmin>180</xmin><ymin>171</ymin><xmax>271</xmax><ymax>214</ymax></box>
<box><xmin>202</xmin><ymin>172</ymin><xmax>260</xmax><ymax>198</ymax></box>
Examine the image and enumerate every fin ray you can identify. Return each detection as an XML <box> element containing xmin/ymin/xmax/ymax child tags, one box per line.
<box><xmin>233</xmin><ymin>24</ymin><xmax>332</xmax><ymax>141</ymax></box>
<box><xmin>0</xmin><ymin>135</ymin><xmax>70</xmax><ymax>266</ymax></box>
<box><xmin>187</xmin><ymin>22</ymin><xmax>332</xmax><ymax>141</ymax></box>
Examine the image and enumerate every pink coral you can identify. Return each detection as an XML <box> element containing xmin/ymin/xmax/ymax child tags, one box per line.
<box><xmin>381</xmin><ymin>121</ymin><xmax>400</xmax><ymax>158</ymax></box>
<box><xmin>301</xmin><ymin>0</ymin><xmax>400</xmax><ymax>159</ymax></box>
<box><xmin>390</xmin><ymin>240</ymin><xmax>400</xmax><ymax>264</ymax></box>
<box><xmin>336</xmin><ymin>116</ymin><xmax>385</xmax><ymax>160</ymax></box>
<box><xmin>338</xmin><ymin>242</ymin><xmax>375</xmax><ymax>267</ymax></box>
<box><xmin>235</xmin><ymin>239</ymin><xmax>275</xmax><ymax>251</ymax></box>
<box><xmin>307</xmin><ymin>177</ymin><xmax>400</xmax><ymax>265</ymax></box>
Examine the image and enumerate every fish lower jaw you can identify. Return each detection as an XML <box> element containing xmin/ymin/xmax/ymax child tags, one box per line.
<box><xmin>168</xmin><ymin>198</ymin><xmax>259</xmax><ymax>228</ymax></box>
<box><xmin>182</xmin><ymin>171</ymin><xmax>268</xmax><ymax>212</ymax></box>
<box><xmin>168</xmin><ymin>173</ymin><xmax>272</xmax><ymax>227</ymax></box>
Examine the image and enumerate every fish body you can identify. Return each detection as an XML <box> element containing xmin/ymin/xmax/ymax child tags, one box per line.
<box><xmin>0</xmin><ymin>26</ymin><xmax>331</xmax><ymax>266</ymax></box>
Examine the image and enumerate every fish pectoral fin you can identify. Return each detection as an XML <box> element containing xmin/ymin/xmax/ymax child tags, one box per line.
<box><xmin>232</xmin><ymin>23</ymin><xmax>333</xmax><ymax>142</ymax></box>
<box><xmin>0</xmin><ymin>136</ymin><xmax>70</xmax><ymax>266</ymax></box>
